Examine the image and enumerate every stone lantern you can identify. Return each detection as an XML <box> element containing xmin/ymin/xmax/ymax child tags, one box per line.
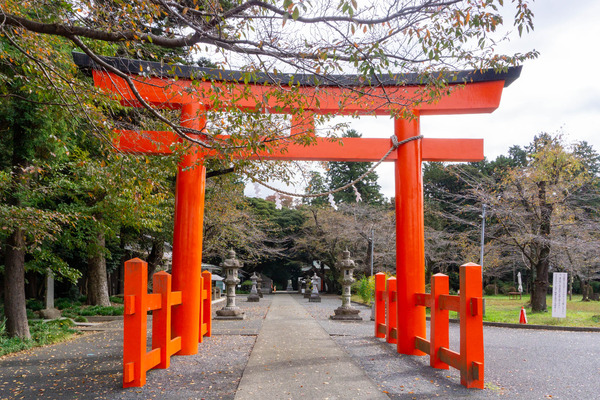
<box><xmin>303</xmin><ymin>275</ymin><xmax>312</xmax><ymax>298</ymax></box>
<box><xmin>331</xmin><ymin>250</ymin><xmax>361</xmax><ymax>320</ymax></box>
<box><xmin>248</xmin><ymin>272</ymin><xmax>260</xmax><ymax>302</ymax></box>
<box><xmin>309</xmin><ymin>272</ymin><xmax>321</xmax><ymax>302</ymax></box>
<box><xmin>215</xmin><ymin>249</ymin><xmax>245</xmax><ymax>320</ymax></box>
<box><xmin>256</xmin><ymin>274</ymin><xmax>263</xmax><ymax>298</ymax></box>
<box><xmin>286</xmin><ymin>279</ymin><xmax>293</xmax><ymax>292</ymax></box>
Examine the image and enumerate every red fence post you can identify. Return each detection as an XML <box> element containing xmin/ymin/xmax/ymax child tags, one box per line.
<box><xmin>152</xmin><ymin>271</ymin><xmax>183</xmax><ymax>369</ymax></box>
<box><xmin>123</xmin><ymin>258</ymin><xmax>149</xmax><ymax>388</ymax></box>
<box><xmin>386</xmin><ymin>277</ymin><xmax>398</xmax><ymax>344</ymax></box>
<box><xmin>201</xmin><ymin>270</ymin><xmax>212</xmax><ymax>339</ymax></box>
<box><xmin>460</xmin><ymin>263</ymin><xmax>484</xmax><ymax>389</ymax></box>
<box><xmin>430</xmin><ymin>273</ymin><xmax>450</xmax><ymax>369</ymax></box>
<box><xmin>374</xmin><ymin>273</ymin><xmax>386</xmax><ymax>338</ymax></box>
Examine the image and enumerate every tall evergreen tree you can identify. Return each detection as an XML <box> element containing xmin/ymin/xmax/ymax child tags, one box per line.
<box><xmin>326</xmin><ymin>130</ymin><xmax>384</xmax><ymax>206</ymax></box>
<box><xmin>303</xmin><ymin>171</ymin><xmax>329</xmax><ymax>207</ymax></box>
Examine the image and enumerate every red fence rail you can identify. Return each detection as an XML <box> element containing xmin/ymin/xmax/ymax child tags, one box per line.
<box><xmin>374</xmin><ymin>263</ymin><xmax>484</xmax><ymax>389</ymax></box>
<box><xmin>123</xmin><ymin>258</ymin><xmax>211</xmax><ymax>387</ymax></box>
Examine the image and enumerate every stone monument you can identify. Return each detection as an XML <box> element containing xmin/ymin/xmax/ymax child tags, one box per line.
<box><xmin>286</xmin><ymin>279</ymin><xmax>293</xmax><ymax>292</ymax></box>
<box><xmin>40</xmin><ymin>269</ymin><xmax>61</xmax><ymax>319</ymax></box>
<box><xmin>297</xmin><ymin>277</ymin><xmax>303</xmax><ymax>294</ymax></box>
<box><xmin>309</xmin><ymin>273</ymin><xmax>321</xmax><ymax>302</ymax></box>
<box><xmin>331</xmin><ymin>250</ymin><xmax>362</xmax><ymax>320</ymax></box>
<box><xmin>247</xmin><ymin>272</ymin><xmax>260</xmax><ymax>302</ymax></box>
<box><xmin>215</xmin><ymin>249</ymin><xmax>245</xmax><ymax>320</ymax></box>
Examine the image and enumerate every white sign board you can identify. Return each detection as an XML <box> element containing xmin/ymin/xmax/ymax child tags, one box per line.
<box><xmin>552</xmin><ymin>272</ymin><xmax>568</xmax><ymax>318</ymax></box>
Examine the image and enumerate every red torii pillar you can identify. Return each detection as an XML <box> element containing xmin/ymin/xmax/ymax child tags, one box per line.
<box><xmin>171</xmin><ymin>103</ymin><xmax>207</xmax><ymax>354</ymax></box>
<box><xmin>394</xmin><ymin>114</ymin><xmax>426</xmax><ymax>355</ymax></box>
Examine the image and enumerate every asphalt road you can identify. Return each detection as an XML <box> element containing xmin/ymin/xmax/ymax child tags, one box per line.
<box><xmin>1</xmin><ymin>294</ymin><xmax>598</xmax><ymax>400</ymax></box>
<box><xmin>305</xmin><ymin>296</ymin><xmax>600</xmax><ymax>399</ymax></box>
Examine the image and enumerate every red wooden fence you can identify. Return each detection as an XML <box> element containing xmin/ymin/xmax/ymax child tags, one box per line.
<box><xmin>374</xmin><ymin>263</ymin><xmax>484</xmax><ymax>389</ymax></box>
<box><xmin>123</xmin><ymin>258</ymin><xmax>212</xmax><ymax>387</ymax></box>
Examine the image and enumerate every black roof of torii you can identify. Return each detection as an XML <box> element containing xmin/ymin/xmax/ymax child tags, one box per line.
<box><xmin>72</xmin><ymin>52</ymin><xmax>521</xmax><ymax>88</ymax></box>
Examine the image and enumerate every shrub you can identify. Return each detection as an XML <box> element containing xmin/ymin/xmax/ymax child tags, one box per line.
<box><xmin>55</xmin><ymin>298</ymin><xmax>82</xmax><ymax>310</ymax></box>
<box><xmin>499</xmin><ymin>284</ymin><xmax>516</xmax><ymax>295</ymax></box>
<box><xmin>240</xmin><ymin>280</ymin><xmax>253</xmax><ymax>292</ymax></box>
<box><xmin>78</xmin><ymin>305</ymin><xmax>124</xmax><ymax>316</ymax></box>
<box><xmin>26</xmin><ymin>299</ymin><xmax>44</xmax><ymax>311</ymax></box>
<box><xmin>356</xmin><ymin>276</ymin><xmax>375</xmax><ymax>304</ymax></box>
<box><xmin>30</xmin><ymin>320</ymin><xmax>76</xmax><ymax>345</ymax></box>
<box><xmin>0</xmin><ymin>320</ymin><xmax>79</xmax><ymax>357</ymax></box>
<box><xmin>484</xmin><ymin>284</ymin><xmax>497</xmax><ymax>296</ymax></box>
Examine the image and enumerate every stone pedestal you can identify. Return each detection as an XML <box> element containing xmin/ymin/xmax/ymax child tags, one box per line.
<box><xmin>330</xmin><ymin>250</ymin><xmax>362</xmax><ymax>321</ymax></box>
<box><xmin>286</xmin><ymin>279</ymin><xmax>293</xmax><ymax>292</ymax></box>
<box><xmin>247</xmin><ymin>272</ymin><xmax>260</xmax><ymax>302</ymax></box>
<box><xmin>40</xmin><ymin>308</ymin><xmax>62</xmax><ymax>319</ymax></box>
<box><xmin>216</xmin><ymin>250</ymin><xmax>246</xmax><ymax>320</ymax></box>
<box><xmin>309</xmin><ymin>273</ymin><xmax>321</xmax><ymax>303</ymax></box>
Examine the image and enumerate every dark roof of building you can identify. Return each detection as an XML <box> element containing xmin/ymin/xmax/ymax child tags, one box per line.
<box><xmin>72</xmin><ymin>52</ymin><xmax>521</xmax><ymax>88</ymax></box>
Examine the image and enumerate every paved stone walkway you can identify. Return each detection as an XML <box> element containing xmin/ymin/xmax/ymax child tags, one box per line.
<box><xmin>234</xmin><ymin>294</ymin><xmax>387</xmax><ymax>400</ymax></box>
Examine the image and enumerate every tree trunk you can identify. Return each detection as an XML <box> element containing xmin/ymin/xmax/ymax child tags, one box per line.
<box><xmin>3</xmin><ymin>229</ymin><xmax>31</xmax><ymax>339</ymax></box>
<box><xmin>147</xmin><ymin>238</ymin><xmax>164</xmax><ymax>278</ymax></box>
<box><xmin>531</xmin><ymin>181</ymin><xmax>552</xmax><ymax>312</ymax></box>
<box><xmin>531</xmin><ymin>266</ymin><xmax>549</xmax><ymax>311</ymax></box>
<box><xmin>4</xmin><ymin>114</ymin><xmax>31</xmax><ymax>339</ymax></box>
<box><xmin>87</xmin><ymin>229</ymin><xmax>111</xmax><ymax>306</ymax></box>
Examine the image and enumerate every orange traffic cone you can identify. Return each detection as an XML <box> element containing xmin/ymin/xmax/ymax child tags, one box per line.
<box><xmin>519</xmin><ymin>306</ymin><xmax>528</xmax><ymax>324</ymax></box>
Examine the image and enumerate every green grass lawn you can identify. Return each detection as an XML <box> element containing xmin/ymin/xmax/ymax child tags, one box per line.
<box><xmin>353</xmin><ymin>293</ymin><xmax>600</xmax><ymax>328</ymax></box>
<box><xmin>482</xmin><ymin>294</ymin><xmax>600</xmax><ymax>327</ymax></box>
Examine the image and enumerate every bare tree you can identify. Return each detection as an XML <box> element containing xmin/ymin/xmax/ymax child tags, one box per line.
<box><xmin>1</xmin><ymin>0</ymin><xmax>537</xmax><ymax>152</ymax></box>
<box><xmin>471</xmin><ymin>134</ymin><xmax>597</xmax><ymax>311</ymax></box>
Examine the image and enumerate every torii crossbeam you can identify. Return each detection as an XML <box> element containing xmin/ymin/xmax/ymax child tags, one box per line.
<box><xmin>74</xmin><ymin>53</ymin><xmax>520</xmax><ymax>388</ymax></box>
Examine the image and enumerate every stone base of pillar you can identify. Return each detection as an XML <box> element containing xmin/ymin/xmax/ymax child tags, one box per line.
<box><xmin>247</xmin><ymin>293</ymin><xmax>260</xmax><ymax>302</ymax></box>
<box><xmin>214</xmin><ymin>314</ymin><xmax>246</xmax><ymax>320</ymax></box>
<box><xmin>215</xmin><ymin>307</ymin><xmax>245</xmax><ymax>320</ymax></box>
<box><xmin>40</xmin><ymin>308</ymin><xmax>61</xmax><ymax>320</ymax></box>
<box><xmin>303</xmin><ymin>291</ymin><xmax>311</xmax><ymax>299</ymax></box>
<box><xmin>330</xmin><ymin>307</ymin><xmax>362</xmax><ymax>321</ymax></box>
<box><xmin>286</xmin><ymin>285</ymin><xmax>293</xmax><ymax>292</ymax></box>
<box><xmin>309</xmin><ymin>294</ymin><xmax>321</xmax><ymax>302</ymax></box>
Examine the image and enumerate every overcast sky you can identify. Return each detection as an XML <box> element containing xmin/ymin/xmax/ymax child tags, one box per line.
<box><xmin>246</xmin><ymin>0</ymin><xmax>600</xmax><ymax>200</ymax></box>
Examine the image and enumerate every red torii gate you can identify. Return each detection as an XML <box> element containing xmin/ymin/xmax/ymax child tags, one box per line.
<box><xmin>74</xmin><ymin>53</ymin><xmax>520</xmax><ymax>385</ymax></box>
